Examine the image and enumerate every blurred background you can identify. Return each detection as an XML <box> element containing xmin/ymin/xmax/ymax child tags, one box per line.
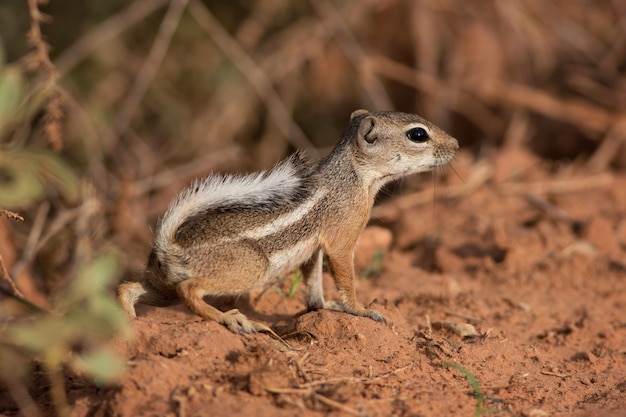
<box><xmin>0</xmin><ymin>1</ymin><xmax>625</xmax><ymax>409</ymax></box>
<box><xmin>0</xmin><ymin>0</ymin><xmax>625</xmax><ymax>319</ymax></box>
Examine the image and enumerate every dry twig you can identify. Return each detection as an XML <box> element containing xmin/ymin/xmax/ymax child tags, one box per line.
<box><xmin>103</xmin><ymin>0</ymin><xmax>190</xmax><ymax>152</ymax></box>
<box><xmin>188</xmin><ymin>1</ymin><xmax>317</xmax><ymax>155</ymax></box>
<box><xmin>55</xmin><ymin>0</ymin><xmax>169</xmax><ymax>75</ymax></box>
<box><xmin>499</xmin><ymin>173</ymin><xmax>614</xmax><ymax>195</ymax></box>
<box><xmin>0</xmin><ymin>254</ymin><xmax>24</xmax><ymax>299</ymax></box>
<box><xmin>25</xmin><ymin>0</ymin><xmax>64</xmax><ymax>150</ymax></box>
<box><xmin>309</xmin><ymin>0</ymin><xmax>393</xmax><ymax>109</ymax></box>
<box><xmin>0</xmin><ymin>210</ymin><xmax>24</xmax><ymax>222</ymax></box>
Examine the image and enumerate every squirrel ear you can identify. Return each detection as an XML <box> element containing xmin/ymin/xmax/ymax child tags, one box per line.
<box><xmin>357</xmin><ymin>116</ymin><xmax>378</xmax><ymax>145</ymax></box>
<box><xmin>350</xmin><ymin>109</ymin><xmax>369</xmax><ymax>121</ymax></box>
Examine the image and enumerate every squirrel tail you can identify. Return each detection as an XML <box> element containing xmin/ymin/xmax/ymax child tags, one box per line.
<box><xmin>117</xmin><ymin>280</ymin><xmax>179</xmax><ymax>317</ymax></box>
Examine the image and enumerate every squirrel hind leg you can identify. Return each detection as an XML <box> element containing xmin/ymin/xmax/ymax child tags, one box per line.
<box><xmin>176</xmin><ymin>277</ymin><xmax>274</xmax><ymax>334</ymax></box>
<box><xmin>117</xmin><ymin>281</ymin><xmax>178</xmax><ymax>317</ymax></box>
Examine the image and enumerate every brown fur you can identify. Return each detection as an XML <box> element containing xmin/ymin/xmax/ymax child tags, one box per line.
<box><xmin>118</xmin><ymin>109</ymin><xmax>459</xmax><ymax>334</ymax></box>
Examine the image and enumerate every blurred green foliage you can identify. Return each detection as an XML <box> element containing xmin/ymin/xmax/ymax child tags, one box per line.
<box><xmin>0</xmin><ymin>149</ymin><xmax>80</xmax><ymax>209</ymax></box>
<box><xmin>1</xmin><ymin>250</ymin><xmax>131</xmax><ymax>411</ymax></box>
<box><xmin>0</xmin><ymin>42</ymin><xmax>80</xmax><ymax>210</ymax></box>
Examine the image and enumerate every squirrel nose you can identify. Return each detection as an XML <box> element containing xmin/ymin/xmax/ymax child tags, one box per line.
<box><xmin>449</xmin><ymin>137</ymin><xmax>460</xmax><ymax>150</ymax></box>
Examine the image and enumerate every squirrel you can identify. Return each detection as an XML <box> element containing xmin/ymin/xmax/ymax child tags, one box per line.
<box><xmin>118</xmin><ymin>109</ymin><xmax>458</xmax><ymax>334</ymax></box>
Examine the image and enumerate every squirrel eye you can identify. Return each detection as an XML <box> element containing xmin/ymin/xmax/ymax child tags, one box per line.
<box><xmin>406</xmin><ymin>127</ymin><xmax>429</xmax><ymax>143</ymax></box>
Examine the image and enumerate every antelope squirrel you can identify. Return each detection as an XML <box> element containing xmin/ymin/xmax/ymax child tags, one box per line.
<box><xmin>118</xmin><ymin>109</ymin><xmax>458</xmax><ymax>334</ymax></box>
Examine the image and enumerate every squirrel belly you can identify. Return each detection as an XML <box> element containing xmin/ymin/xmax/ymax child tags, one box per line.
<box><xmin>118</xmin><ymin>109</ymin><xmax>458</xmax><ymax>334</ymax></box>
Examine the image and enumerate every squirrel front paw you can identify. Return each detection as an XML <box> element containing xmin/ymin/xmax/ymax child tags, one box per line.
<box><xmin>307</xmin><ymin>300</ymin><xmax>387</xmax><ymax>324</ymax></box>
<box><xmin>351</xmin><ymin>308</ymin><xmax>387</xmax><ymax>324</ymax></box>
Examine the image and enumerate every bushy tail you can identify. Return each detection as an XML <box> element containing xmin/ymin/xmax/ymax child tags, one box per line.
<box><xmin>117</xmin><ymin>280</ymin><xmax>179</xmax><ymax>317</ymax></box>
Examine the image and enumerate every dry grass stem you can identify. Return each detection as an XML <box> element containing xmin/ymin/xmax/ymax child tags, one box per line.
<box><xmin>55</xmin><ymin>0</ymin><xmax>169</xmax><ymax>75</ymax></box>
<box><xmin>366</xmin><ymin>54</ymin><xmax>504</xmax><ymax>137</ymax></box>
<box><xmin>309</xmin><ymin>0</ymin><xmax>393</xmax><ymax>109</ymax></box>
<box><xmin>524</xmin><ymin>195</ymin><xmax>572</xmax><ymax>221</ymax></box>
<box><xmin>475</xmin><ymin>81</ymin><xmax>617</xmax><ymax>137</ymax></box>
<box><xmin>312</xmin><ymin>393</ymin><xmax>365</xmax><ymax>417</ymax></box>
<box><xmin>445</xmin><ymin>311</ymin><xmax>483</xmax><ymax>324</ymax></box>
<box><xmin>10</xmin><ymin>202</ymin><xmax>49</xmax><ymax>280</ymax></box>
<box><xmin>586</xmin><ymin>121</ymin><xmax>626</xmax><ymax>172</ymax></box>
<box><xmin>25</xmin><ymin>0</ymin><xmax>64</xmax><ymax>150</ymax></box>
<box><xmin>500</xmin><ymin>173</ymin><xmax>614</xmax><ymax>196</ymax></box>
<box><xmin>103</xmin><ymin>0</ymin><xmax>190</xmax><ymax>152</ymax></box>
<box><xmin>188</xmin><ymin>0</ymin><xmax>317</xmax><ymax>155</ymax></box>
<box><xmin>2</xmin><ymin>378</ymin><xmax>42</xmax><ymax>417</ymax></box>
<box><xmin>133</xmin><ymin>146</ymin><xmax>242</xmax><ymax>196</ymax></box>
<box><xmin>0</xmin><ymin>211</ymin><xmax>24</xmax><ymax>222</ymax></box>
<box><xmin>0</xmin><ymin>253</ymin><xmax>25</xmax><ymax>299</ymax></box>
<box><xmin>368</xmin><ymin>54</ymin><xmax>624</xmax><ymax>143</ymax></box>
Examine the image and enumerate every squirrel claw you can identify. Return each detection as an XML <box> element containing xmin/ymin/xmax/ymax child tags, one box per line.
<box><xmin>347</xmin><ymin>308</ymin><xmax>386</xmax><ymax>324</ymax></box>
<box><xmin>221</xmin><ymin>309</ymin><xmax>259</xmax><ymax>334</ymax></box>
<box><xmin>322</xmin><ymin>300</ymin><xmax>345</xmax><ymax>312</ymax></box>
<box><xmin>221</xmin><ymin>309</ymin><xmax>291</xmax><ymax>348</ymax></box>
<box><xmin>361</xmin><ymin>308</ymin><xmax>387</xmax><ymax>324</ymax></box>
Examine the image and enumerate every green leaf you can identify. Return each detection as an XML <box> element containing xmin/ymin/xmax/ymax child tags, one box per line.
<box><xmin>8</xmin><ymin>317</ymin><xmax>74</xmax><ymax>354</ymax></box>
<box><xmin>34</xmin><ymin>151</ymin><xmax>81</xmax><ymax>204</ymax></box>
<box><xmin>0</xmin><ymin>150</ymin><xmax>80</xmax><ymax>209</ymax></box>
<box><xmin>63</xmin><ymin>251</ymin><xmax>120</xmax><ymax>304</ymax></box>
<box><xmin>73</xmin><ymin>348</ymin><xmax>126</xmax><ymax>385</ymax></box>
<box><xmin>0</xmin><ymin>66</ymin><xmax>24</xmax><ymax>130</ymax></box>
<box><xmin>86</xmin><ymin>295</ymin><xmax>131</xmax><ymax>339</ymax></box>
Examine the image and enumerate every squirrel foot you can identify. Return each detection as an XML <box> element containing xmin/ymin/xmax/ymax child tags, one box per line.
<box><xmin>310</xmin><ymin>301</ymin><xmax>387</xmax><ymax>324</ymax></box>
<box><xmin>348</xmin><ymin>307</ymin><xmax>387</xmax><ymax>324</ymax></box>
<box><xmin>220</xmin><ymin>309</ymin><xmax>264</xmax><ymax>334</ymax></box>
<box><xmin>219</xmin><ymin>309</ymin><xmax>288</xmax><ymax>346</ymax></box>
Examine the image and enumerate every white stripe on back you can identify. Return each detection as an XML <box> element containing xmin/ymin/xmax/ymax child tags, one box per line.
<box><xmin>242</xmin><ymin>190</ymin><xmax>324</xmax><ymax>240</ymax></box>
<box><xmin>156</xmin><ymin>158</ymin><xmax>303</xmax><ymax>247</ymax></box>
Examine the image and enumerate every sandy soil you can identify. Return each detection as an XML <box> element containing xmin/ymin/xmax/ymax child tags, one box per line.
<box><xmin>63</xmin><ymin>150</ymin><xmax>626</xmax><ymax>416</ymax></box>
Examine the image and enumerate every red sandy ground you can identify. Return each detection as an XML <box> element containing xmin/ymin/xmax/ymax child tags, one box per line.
<box><xmin>65</xmin><ymin>149</ymin><xmax>626</xmax><ymax>416</ymax></box>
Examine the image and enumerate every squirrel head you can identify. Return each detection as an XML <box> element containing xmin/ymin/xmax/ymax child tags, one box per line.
<box><xmin>345</xmin><ymin>109</ymin><xmax>458</xmax><ymax>186</ymax></box>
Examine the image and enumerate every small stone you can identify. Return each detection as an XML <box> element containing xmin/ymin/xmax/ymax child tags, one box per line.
<box><xmin>432</xmin><ymin>321</ymin><xmax>479</xmax><ymax>338</ymax></box>
<box><xmin>527</xmin><ymin>409</ymin><xmax>549</xmax><ymax>417</ymax></box>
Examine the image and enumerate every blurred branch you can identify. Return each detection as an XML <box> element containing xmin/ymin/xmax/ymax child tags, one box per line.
<box><xmin>499</xmin><ymin>172</ymin><xmax>614</xmax><ymax>195</ymax></box>
<box><xmin>133</xmin><ymin>145</ymin><xmax>241</xmax><ymax>196</ymax></box>
<box><xmin>474</xmin><ymin>81</ymin><xmax>615</xmax><ymax>136</ymax></box>
<box><xmin>10</xmin><ymin>201</ymin><xmax>48</xmax><ymax>280</ymax></box>
<box><xmin>1</xmin><ymin>375</ymin><xmax>42</xmax><ymax>417</ymax></box>
<box><xmin>366</xmin><ymin>54</ymin><xmax>504</xmax><ymax>137</ymax></box>
<box><xmin>0</xmin><ymin>210</ymin><xmax>24</xmax><ymax>222</ymax></box>
<box><xmin>0</xmin><ymin>252</ymin><xmax>47</xmax><ymax>314</ymax></box>
<box><xmin>103</xmin><ymin>0</ymin><xmax>190</xmax><ymax>153</ymax></box>
<box><xmin>55</xmin><ymin>0</ymin><xmax>169</xmax><ymax>75</ymax></box>
<box><xmin>586</xmin><ymin>120</ymin><xmax>626</xmax><ymax>172</ymax></box>
<box><xmin>0</xmin><ymin>253</ymin><xmax>25</xmax><ymax>300</ymax></box>
<box><xmin>258</xmin><ymin>0</ymin><xmax>382</xmax><ymax>82</ymax></box>
<box><xmin>188</xmin><ymin>0</ymin><xmax>318</xmax><ymax>155</ymax></box>
<box><xmin>25</xmin><ymin>0</ymin><xmax>64</xmax><ymax>150</ymax></box>
<box><xmin>367</xmin><ymin>54</ymin><xmax>625</xmax><ymax>141</ymax></box>
<box><xmin>309</xmin><ymin>0</ymin><xmax>393</xmax><ymax>110</ymax></box>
